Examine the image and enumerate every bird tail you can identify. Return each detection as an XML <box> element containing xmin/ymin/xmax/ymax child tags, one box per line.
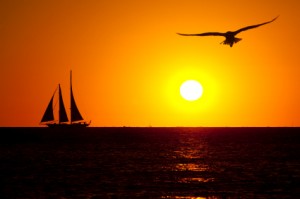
<box><xmin>220</xmin><ymin>38</ymin><xmax>242</xmax><ymax>47</ymax></box>
<box><xmin>234</xmin><ymin>38</ymin><xmax>242</xmax><ymax>43</ymax></box>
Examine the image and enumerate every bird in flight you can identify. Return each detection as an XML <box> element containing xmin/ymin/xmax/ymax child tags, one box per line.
<box><xmin>177</xmin><ymin>16</ymin><xmax>278</xmax><ymax>47</ymax></box>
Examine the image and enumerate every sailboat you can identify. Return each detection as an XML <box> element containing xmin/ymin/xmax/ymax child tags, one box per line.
<box><xmin>40</xmin><ymin>71</ymin><xmax>91</xmax><ymax>127</ymax></box>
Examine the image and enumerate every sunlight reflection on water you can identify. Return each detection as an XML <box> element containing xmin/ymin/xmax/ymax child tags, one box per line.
<box><xmin>175</xmin><ymin>163</ymin><xmax>209</xmax><ymax>172</ymax></box>
<box><xmin>161</xmin><ymin>196</ymin><xmax>219</xmax><ymax>199</ymax></box>
<box><xmin>163</xmin><ymin>132</ymin><xmax>217</xmax><ymax>198</ymax></box>
<box><xmin>179</xmin><ymin>177</ymin><xmax>214</xmax><ymax>183</ymax></box>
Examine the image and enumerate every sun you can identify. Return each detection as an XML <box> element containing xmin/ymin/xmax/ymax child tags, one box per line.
<box><xmin>180</xmin><ymin>80</ymin><xmax>203</xmax><ymax>101</ymax></box>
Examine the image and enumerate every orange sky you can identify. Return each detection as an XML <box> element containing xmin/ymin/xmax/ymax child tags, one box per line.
<box><xmin>1</xmin><ymin>0</ymin><xmax>300</xmax><ymax>127</ymax></box>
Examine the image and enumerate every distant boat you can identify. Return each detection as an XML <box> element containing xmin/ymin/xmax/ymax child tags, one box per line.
<box><xmin>40</xmin><ymin>71</ymin><xmax>91</xmax><ymax>127</ymax></box>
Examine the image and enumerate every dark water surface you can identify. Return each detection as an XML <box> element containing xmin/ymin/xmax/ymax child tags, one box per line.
<box><xmin>0</xmin><ymin>127</ymin><xmax>299</xmax><ymax>198</ymax></box>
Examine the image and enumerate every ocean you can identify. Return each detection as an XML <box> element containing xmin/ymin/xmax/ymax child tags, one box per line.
<box><xmin>0</xmin><ymin>127</ymin><xmax>299</xmax><ymax>198</ymax></box>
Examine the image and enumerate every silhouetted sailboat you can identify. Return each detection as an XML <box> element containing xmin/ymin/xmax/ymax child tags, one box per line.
<box><xmin>40</xmin><ymin>71</ymin><xmax>90</xmax><ymax>127</ymax></box>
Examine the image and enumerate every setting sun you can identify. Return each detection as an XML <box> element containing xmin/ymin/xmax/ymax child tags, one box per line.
<box><xmin>180</xmin><ymin>80</ymin><xmax>203</xmax><ymax>101</ymax></box>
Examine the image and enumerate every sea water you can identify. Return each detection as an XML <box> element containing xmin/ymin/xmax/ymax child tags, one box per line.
<box><xmin>0</xmin><ymin>127</ymin><xmax>299</xmax><ymax>198</ymax></box>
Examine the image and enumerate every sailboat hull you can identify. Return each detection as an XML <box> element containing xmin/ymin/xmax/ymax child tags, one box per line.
<box><xmin>46</xmin><ymin>122</ymin><xmax>90</xmax><ymax>128</ymax></box>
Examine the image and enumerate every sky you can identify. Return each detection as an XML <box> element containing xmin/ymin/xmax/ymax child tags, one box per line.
<box><xmin>1</xmin><ymin>0</ymin><xmax>300</xmax><ymax>127</ymax></box>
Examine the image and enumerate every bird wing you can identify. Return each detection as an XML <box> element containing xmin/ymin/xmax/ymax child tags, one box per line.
<box><xmin>177</xmin><ymin>32</ymin><xmax>225</xmax><ymax>37</ymax></box>
<box><xmin>234</xmin><ymin>16</ymin><xmax>279</xmax><ymax>34</ymax></box>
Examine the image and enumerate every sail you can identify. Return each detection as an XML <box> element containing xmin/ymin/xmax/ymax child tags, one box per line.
<box><xmin>58</xmin><ymin>84</ymin><xmax>69</xmax><ymax>123</ymax></box>
<box><xmin>41</xmin><ymin>94</ymin><xmax>54</xmax><ymax>122</ymax></box>
<box><xmin>70</xmin><ymin>71</ymin><xmax>84</xmax><ymax>122</ymax></box>
<box><xmin>70</xmin><ymin>87</ymin><xmax>84</xmax><ymax>122</ymax></box>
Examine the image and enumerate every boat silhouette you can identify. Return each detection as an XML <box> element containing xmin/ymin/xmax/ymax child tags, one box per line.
<box><xmin>40</xmin><ymin>71</ymin><xmax>91</xmax><ymax>127</ymax></box>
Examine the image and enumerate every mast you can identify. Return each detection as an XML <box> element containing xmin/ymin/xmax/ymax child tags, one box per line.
<box><xmin>70</xmin><ymin>70</ymin><xmax>72</xmax><ymax>124</ymax></box>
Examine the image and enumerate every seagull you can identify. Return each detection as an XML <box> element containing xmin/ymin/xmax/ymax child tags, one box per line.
<box><xmin>177</xmin><ymin>16</ymin><xmax>278</xmax><ymax>47</ymax></box>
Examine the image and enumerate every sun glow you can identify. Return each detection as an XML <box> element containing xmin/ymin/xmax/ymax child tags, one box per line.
<box><xmin>180</xmin><ymin>80</ymin><xmax>203</xmax><ymax>101</ymax></box>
